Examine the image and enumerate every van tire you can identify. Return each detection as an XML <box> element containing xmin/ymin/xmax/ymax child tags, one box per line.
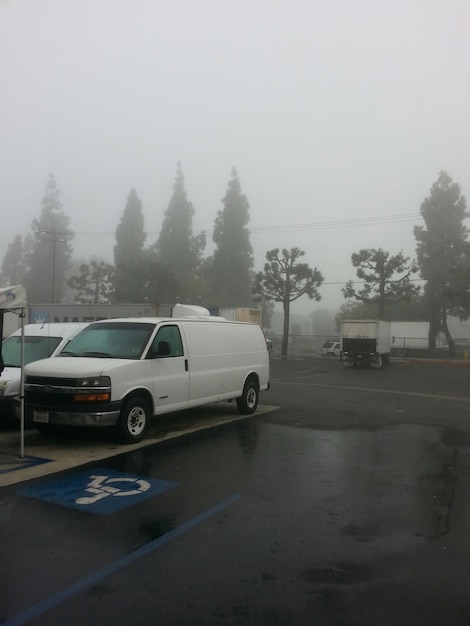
<box><xmin>236</xmin><ymin>380</ymin><xmax>259</xmax><ymax>415</ymax></box>
<box><xmin>117</xmin><ymin>396</ymin><xmax>149</xmax><ymax>444</ymax></box>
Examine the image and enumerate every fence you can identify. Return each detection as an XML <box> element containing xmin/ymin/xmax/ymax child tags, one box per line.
<box><xmin>268</xmin><ymin>334</ymin><xmax>335</xmax><ymax>357</ymax></box>
<box><xmin>268</xmin><ymin>333</ymin><xmax>469</xmax><ymax>359</ymax></box>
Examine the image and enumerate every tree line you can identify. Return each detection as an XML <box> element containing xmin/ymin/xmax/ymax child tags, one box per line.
<box><xmin>1</xmin><ymin>165</ymin><xmax>255</xmax><ymax>308</ymax></box>
<box><xmin>1</xmin><ymin>168</ymin><xmax>469</xmax><ymax>356</ymax></box>
<box><xmin>337</xmin><ymin>171</ymin><xmax>469</xmax><ymax>355</ymax></box>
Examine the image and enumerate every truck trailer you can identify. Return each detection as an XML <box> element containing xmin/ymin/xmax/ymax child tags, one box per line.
<box><xmin>341</xmin><ymin>319</ymin><xmax>391</xmax><ymax>368</ymax></box>
<box><xmin>390</xmin><ymin>321</ymin><xmax>430</xmax><ymax>350</ymax></box>
<box><xmin>2</xmin><ymin>304</ymin><xmax>263</xmax><ymax>339</ymax></box>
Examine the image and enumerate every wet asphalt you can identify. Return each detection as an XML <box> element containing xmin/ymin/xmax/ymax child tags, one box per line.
<box><xmin>1</xmin><ymin>356</ymin><xmax>470</xmax><ymax>625</ymax></box>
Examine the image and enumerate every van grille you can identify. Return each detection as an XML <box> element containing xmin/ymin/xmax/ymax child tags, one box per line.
<box><xmin>24</xmin><ymin>376</ymin><xmax>81</xmax><ymax>408</ymax></box>
<box><xmin>25</xmin><ymin>376</ymin><xmax>79</xmax><ymax>386</ymax></box>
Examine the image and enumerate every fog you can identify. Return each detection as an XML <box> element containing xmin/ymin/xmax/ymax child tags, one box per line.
<box><xmin>1</xmin><ymin>0</ymin><xmax>469</xmax><ymax>316</ymax></box>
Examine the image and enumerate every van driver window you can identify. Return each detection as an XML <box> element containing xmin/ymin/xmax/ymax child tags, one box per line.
<box><xmin>148</xmin><ymin>325</ymin><xmax>183</xmax><ymax>358</ymax></box>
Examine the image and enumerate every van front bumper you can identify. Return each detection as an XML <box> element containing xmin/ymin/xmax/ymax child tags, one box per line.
<box><xmin>15</xmin><ymin>401</ymin><xmax>122</xmax><ymax>428</ymax></box>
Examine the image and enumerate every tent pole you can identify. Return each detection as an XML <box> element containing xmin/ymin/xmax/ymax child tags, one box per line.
<box><xmin>0</xmin><ymin>310</ymin><xmax>4</xmax><ymax>373</ymax></box>
<box><xmin>0</xmin><ymin>285</ymin><xmax>27</xmax><ymax>458</ymax></box>
<box><xmin>20</xmin><ymin>308</ymin><xmax>25</xmax><ymax>458</ymax></box>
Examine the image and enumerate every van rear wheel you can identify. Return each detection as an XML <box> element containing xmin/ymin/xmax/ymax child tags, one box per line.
<box><xmin>117</xmin><ymin>396</ymin><xmax>149</xmax><ymax>444</ymax></box>
<box><xmin>236</xmin><ymin>380</ymin><xmax>259</xmax><ymax>415</ymax></box>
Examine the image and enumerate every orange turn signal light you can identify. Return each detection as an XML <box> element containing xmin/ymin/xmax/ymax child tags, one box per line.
<box><xmin>73</xmin><ymin>393</ymin><xmax>110</xmax><ymax>402</ymax></box>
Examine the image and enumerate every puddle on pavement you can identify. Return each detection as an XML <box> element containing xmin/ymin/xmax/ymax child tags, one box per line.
<box><xmin>226</xmin><ymin>420</ymin><xmax>458</xmax><ymax>546</ymax></box>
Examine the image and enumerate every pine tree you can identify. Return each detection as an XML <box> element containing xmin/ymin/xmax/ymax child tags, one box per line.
<box><xmin>24</xmin><ymin>174</ymin><xmax>73</xmax><ymax>303</ymax></box>
<box><xmin>342</xmin><ymin>248</ymin><xmax>419</xmax><ymax>319</ymax></box>
<box><xmin>139</xmin><ymin>248</ymin><xmax>179</xmax><ymax>304</ymax></box>
<box><xmin>113</xmin><ymin>188</ymin><xmax>146</xmax><ymax>302</ymax></box>
<box><xmin>68</xmin><ymin>260</ymin><xmax>115</xmax><ymax>303</ymax></box>
<box><xmin>0</xmin><ymin>235</ymin><xmax>26</xmax><ymax>286</ymax></box>
<box><xmin>210</xmin><ymin>168</ymin><xmax>254</xmax><ymax>307</ymax></box>
<box><xmin>414</xmin><ymin>171</ymin><xmax>469</xmax><ymax>353</ymax></box>
<box><xmin>154</xmin><ymin>163</ymin><xmax>206</xmax><ymax>303</ymax></box>
<box><xmin>254</xmin><ymin>247</ymin><xmax>323</xmax><ymax>356</ymax></box>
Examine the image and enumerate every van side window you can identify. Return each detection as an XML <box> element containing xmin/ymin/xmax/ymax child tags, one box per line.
<box><xmin>147</xmin><ymin>325</ymin><xmax>183</xmax><ymax>359</ymax></box>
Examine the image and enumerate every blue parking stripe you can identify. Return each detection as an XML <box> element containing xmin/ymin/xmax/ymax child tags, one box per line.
<box><xmin>0</xmin><ymin>452</ymin><xmax>51</xmax><ymax>474</ymax></box>
<box><xmin>1</xmin><ymin>494</ymin><xmax>241</xmax><ymax>626</ymax></box>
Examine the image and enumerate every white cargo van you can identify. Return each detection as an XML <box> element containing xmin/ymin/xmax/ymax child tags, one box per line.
<box><xmin>21</xmin><ymin>314</ymin><xmax>270</xmax><ymax>443</ymax></box>
<box><xmin>0</xmin><ymin>323</ymin><xmax>88</xmax><ymax>419</ymax></box>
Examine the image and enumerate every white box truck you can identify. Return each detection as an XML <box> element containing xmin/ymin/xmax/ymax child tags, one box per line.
<box><xmin>390</xmin><ymin>321</ymin><xmax>430</xmax><ymax>350</ymax></box>
<box><xmin>19</xmin><ymin>307</ymin><xmax>270</xmax><ymax>443</ymax></box>
<box><xmin>341</xmin><ymin>319</ymin><xmax>391</xmax><ymax>368</ymax></box>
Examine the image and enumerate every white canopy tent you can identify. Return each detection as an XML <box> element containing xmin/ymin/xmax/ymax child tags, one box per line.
<box><xmin>0</xmin><ymin>285</ymin><xmax>27</xmax><ymax>457</ymax></box>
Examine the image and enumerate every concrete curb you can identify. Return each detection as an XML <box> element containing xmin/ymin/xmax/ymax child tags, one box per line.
<box><xmin>405</xmin><ymin>358</ymin><xmax>470</xmax><ymax>367</ymax></box>
<box><xmin>271</xmin><ymin>354</ymin><xmax>470</xmax><ymax>366</ymax></box>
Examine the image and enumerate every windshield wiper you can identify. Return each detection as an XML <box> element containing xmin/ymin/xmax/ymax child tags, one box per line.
<box><xmin>82</xmin><ymin>351</ymin><xmax>113</xmax><ymax>358</ymax></box>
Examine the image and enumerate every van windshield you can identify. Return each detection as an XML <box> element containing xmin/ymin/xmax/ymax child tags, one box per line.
<box><xmin>60</xmin><ymin>322</ymin><xmax>156</xmax><ymax>359</ymax></box>
<box><xmin>1</xmin><ymin>335</ymin><xmax>62</xmax><ymax>367</ymax></box>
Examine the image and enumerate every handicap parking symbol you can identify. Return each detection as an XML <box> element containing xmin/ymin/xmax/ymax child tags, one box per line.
<box><xmin>76</xmin><ymin>474</ymin><xmax>152</xmax><ymax>504</ymax></box>
<box><xmin>19</xmin><ymin>468</ymin><xmax>178</xmax><ymax>515</ymax></box>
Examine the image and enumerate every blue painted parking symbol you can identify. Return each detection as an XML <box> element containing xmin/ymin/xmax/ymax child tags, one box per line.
<box><xmin>19</xmin><ymin>468</ymin><xmax>178</xmax><ymax>515</ymax></box>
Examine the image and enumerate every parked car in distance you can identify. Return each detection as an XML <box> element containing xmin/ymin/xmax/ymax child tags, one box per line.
<box><xmin>320</xmin><ymin>341</ymin><xmax>341</xmax><ymax>358</ymax></box>
<box><xmin>0</xmin><ymin>322</ymin><xmax>88</xmax><ymax>419</ymax></box>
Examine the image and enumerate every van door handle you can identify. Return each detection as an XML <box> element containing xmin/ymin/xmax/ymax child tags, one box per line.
<box><xmin>185</xmin><ymin>359</ymin><xmax>188</xmax><ymax>372</ymax></box>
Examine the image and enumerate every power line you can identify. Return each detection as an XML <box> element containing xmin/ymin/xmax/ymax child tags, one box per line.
<box><xmin>53</xmin><ymin>211</ymin><xmax>424</xmax><ymax>238</ymax></box>
<box><xmin>246</xmin><ymin>212</ymin><xmax>421</xmax><ymax>234</ymax></box>
<box><xmin>0</xmin><ymin>211</ymin><xmax>423</xmax><ymax>252</ymax></box>
<box><xmin>322</xmin><ymin>277</ymin><xmax>425</xmax><ymax>286</ymax></box>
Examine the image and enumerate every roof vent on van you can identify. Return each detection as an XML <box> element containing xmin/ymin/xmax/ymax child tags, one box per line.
<box><xmin>172</xmin><ymin>304</ymin><xmax>211</xmax><ymax>317</ymax></box>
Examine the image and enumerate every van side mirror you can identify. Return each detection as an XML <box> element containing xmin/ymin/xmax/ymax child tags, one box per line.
<box><xmin>157</xmin><ymin>341</ymin><xmax>171</xmax><ymax>357</ymax></box>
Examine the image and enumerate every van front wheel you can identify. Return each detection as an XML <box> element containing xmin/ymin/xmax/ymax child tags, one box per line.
<box><xmin>236</xmin><ymin>381</ymin><xmax>259</xmax><ymax>415</ymax></box>
<box><xmin>117</xmin><ymin>396</ymin><xmax>149</xmax><ymax>444</ymax></box>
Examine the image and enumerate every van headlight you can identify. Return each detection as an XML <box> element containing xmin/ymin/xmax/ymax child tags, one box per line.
<box><xmin>77</xmin><ymin>376</ymin><xmax>111</xmax><ymax>388</ymax></box>
<box><xmin>0</xmin><ymin>381</ymin><xmax>7</xmax><ymax>397</ymax></box>
<box><xmin>73</xmin><ymin>376</ymin><xmax>111</xmax><ymax>402</ymax></box>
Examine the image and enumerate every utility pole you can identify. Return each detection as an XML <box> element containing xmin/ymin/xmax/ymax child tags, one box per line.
<box><xmin>40</xmin><ymin>229</ymin><xmax>70</xmax><ymax>303</ymax></box>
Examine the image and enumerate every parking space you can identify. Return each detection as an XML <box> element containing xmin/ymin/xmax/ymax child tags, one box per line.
<box><xmin>0</xmin><ymin>403</ymin><xmax>278</xmax><ymax>487</ymax></box>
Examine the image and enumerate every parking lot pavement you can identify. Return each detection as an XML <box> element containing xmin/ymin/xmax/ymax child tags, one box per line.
<box><xmin>0</xmin><ymin>404</ymin><xmax>279</xmax><ymax>487</ymax></box>
<box><xmin>2</xmin><ymin>360</ymin><xmax>470</xmax><ymax>625</ymax></box>
<box><xmin>0</xmin><ymin>355</ymin><xmax>470</xmax><ymax>487</ymax></box>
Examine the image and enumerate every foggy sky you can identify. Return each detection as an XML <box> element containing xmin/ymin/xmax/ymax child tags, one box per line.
<box><xmin>1</xmin><ymin>0</ymin><xmax>469</xmax><ymax>314</ymax></box>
